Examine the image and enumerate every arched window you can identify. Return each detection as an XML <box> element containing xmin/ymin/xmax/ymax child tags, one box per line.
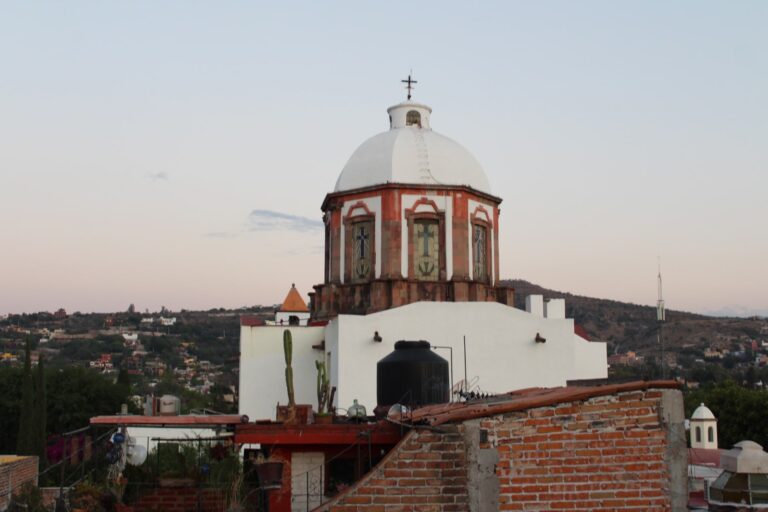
<box><xmin>708</xmin><ymin>426</ymin><xmax>714</xmax><ymax>443</ymax></box>
<box><xmin>288</xmin><ymin>315</ymin><xmax>300</xmax><ymax>326</ymax></box>
<box><xmin>695</xmin><ymin>426</ymin><xmax>701</xmax><ymax>443</ymax></box>
<box><xmin>406</xmin><ymin>110</ymin><xmax>421</xmax><ymax>127</ymax></box>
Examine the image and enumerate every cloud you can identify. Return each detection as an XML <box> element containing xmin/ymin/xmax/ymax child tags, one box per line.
<box><xmin>147</xmin><ymin>172</ymin><xmax>169</xmax><ymax>180</ymax></box>
<box><xmin>247</xmin><ymin>209</ymin><xmax>323</xmax><ymax>233</ymax></box>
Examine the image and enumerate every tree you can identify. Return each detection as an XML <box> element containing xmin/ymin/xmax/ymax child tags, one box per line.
<box><xmin>686</xmin><ymin>381</ymin><xmax>768</xmax><ymax>448</ymax></box>
<box><xmin>35</xmin><ymin>355</ymin><xmax>47</xmax><ymax>466</ymax></box>
<box><xmin>1</xmin><ymin>366</ymin><xmax>135</xmax><ymax>453</ymax></box>
<box><xmin>46</xmin><ymin>367</ymin><xmax>133</xmax><ymax>433</ymax></box>
<box><xmin>16</xmin><ymin>340</ymin><xmax>36</xmax><ymax>455</ymax></box>
<box><xmin>0</xmin><ymin>367</ymin><xmax>23</xmax><ymax>452</ymax></box>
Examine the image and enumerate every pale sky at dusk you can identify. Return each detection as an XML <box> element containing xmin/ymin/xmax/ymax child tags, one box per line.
<box><xmin>1</xmin><ymin>2</ymin><xmax>766</xmax><ymax>316</ymax></box>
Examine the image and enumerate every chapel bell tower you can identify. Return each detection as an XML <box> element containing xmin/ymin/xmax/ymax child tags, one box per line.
<box><xmin>310</xmin><ymin>81</ymin><xmax>514</xmax><ymax>320</ymax></box>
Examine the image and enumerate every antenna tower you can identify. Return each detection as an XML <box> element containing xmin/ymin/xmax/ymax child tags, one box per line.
<box><xmin>657</xmin><ymin>260</ymin><xmax>667</xmax><ymax>379</ymax></box>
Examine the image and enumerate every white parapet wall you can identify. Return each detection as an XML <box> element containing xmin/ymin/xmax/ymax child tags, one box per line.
<box><xmin>544</xmin><ymin>298</ymin><xmax>566</xmax><ymax>319</ymax></box>
<box><xmin>525</xmin><ymin>295</ymin><xmax>544</xmax><ymax>317</ymax></box>
<box><xmin>239</xmin><ymin>325</ymin><xmax>325</xmax><ymax>421</ymax></box>
<box><xmin>239</xmin><ymin>302</ymin><xmax>608</xmax><ymax>420</ymax></box>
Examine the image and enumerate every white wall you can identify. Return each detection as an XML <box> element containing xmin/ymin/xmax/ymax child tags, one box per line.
<box><xmin>274</xmin><ymin>311</ymin><xmax>310</xmax><ymax>326</ymax></box>
<box><xmin>239</xmin><ymin>325</ymin><xmax>325</xmax><ymax>420</ymax></box>
<box><xmin>126</xmin><ymin>426</ymin><xmax>222</xmax><ymax>452</ymax></box>
<box><xmin>544</xmin><ymin>299</ymin><xmax>566</xmax><ymax>319</ymax></box>
<box><xmin>240</xmin><ymin>303</ymin><xmax>607</xmax><ymax>420</ymax></box>
<box><xmin>329</xmin><ymin>302</ymin><xmax>607</xmax><ymax>412</ymax></box>
<box><xmin>690</xmin><ymin>420</ymin><xmax>719</xmax><ymax>450</ymax></box>
<box><xmin>525</xmin><ymin>295</ymin><xmax>544</xmax><ymax>317</ymax></box>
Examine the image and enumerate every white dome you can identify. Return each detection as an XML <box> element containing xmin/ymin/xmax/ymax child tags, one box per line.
<box><xmin>334</xmin><ymin>101</ymin><xmax>491</xmax><ymax>194</ymax></box>
<box><xmin>691</xmin><ymin>403</ymin><xmax>716</xmax><ymax>421</ymax></box>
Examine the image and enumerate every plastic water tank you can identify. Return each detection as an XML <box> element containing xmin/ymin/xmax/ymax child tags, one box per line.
<box><xmin>376</xmin><ymin>340</ymin><xmax>449</xmax><ymax>407</ymax></box>
<box><xmin>158</xmin><ymin>395</ymin><xmax>180</xmax><ymax>416</ymax></box>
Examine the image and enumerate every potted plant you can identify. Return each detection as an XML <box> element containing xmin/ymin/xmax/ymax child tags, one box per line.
<box><xmin>276</xmin><ymin>329</ymin><xmax>297</xmax><ymax>422</ymax></box>
<box><xmin>314</xmin><ymin>359</ymin><xmax>333</xmax><ymax>424</ymax></box>
<box><xmin>253</xmin><ymin>453</ymin><xmax>284</xmax><ymax>491</ymax></box>
<box><xmin>276</xmin><ymin>330</ymin><xmax>313</xmax><ymax>424</ymax></box>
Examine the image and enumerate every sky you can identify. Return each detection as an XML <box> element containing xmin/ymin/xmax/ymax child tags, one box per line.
<box><xmin>1</xmin><ymin>1</ymin><xmax>766</xmax><ymax>316</ymax></box>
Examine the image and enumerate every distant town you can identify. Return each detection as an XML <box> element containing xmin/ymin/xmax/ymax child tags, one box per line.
<box><xmin>0</xmin><ymin>304</ymin><xmax>278</xmax><ymax>415</ymax></box>
<box><xmin>3</xmin><ymin>281</ymin><xmax>768</xmax><ymax>408</ymax></box>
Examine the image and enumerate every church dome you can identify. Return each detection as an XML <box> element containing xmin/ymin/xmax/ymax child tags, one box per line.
<box><xmin>691</xmin><ymin>403</ymin><xmax>716</xmax><ymax>421</ymax></box>
<box><xmin>334</xmin><ymin>101</ymin><xmax>491</xmax><ymax>194</ymax></box>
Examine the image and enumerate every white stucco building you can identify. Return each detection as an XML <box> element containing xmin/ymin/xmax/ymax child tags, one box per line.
<box><xmin>239</xmin><ymin>89</ymin><xmax>608</xmax><ymax>421</ymax></box>
<box><xmin>691</xmin><ymin>402</ymin><xmax>719</xmax><ymax>450</ymax></box>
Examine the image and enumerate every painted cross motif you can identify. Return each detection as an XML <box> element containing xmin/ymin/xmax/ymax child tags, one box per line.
<box><xmin>473</xmin><ymin>224</ymin><xmax>487</xmax><ymax>280</ymax></box>
<box><xmin>352</xmin><ymin>221</ymin><xmax>373</xmax><ymax>282</ymax></box>
<box><xmin>356</xmin><ymin>225</ymin><xmax>369</xmax><ymax>259</ymax></box>
<box><xmin>413</xmin><ymin>220</ymin><xmax>439</xmax><ymax>281</ymax></box>
<box><xmin>418</xmin><ymin>223</ymin><xmax>434</xmax><ymax>257</ymax></box>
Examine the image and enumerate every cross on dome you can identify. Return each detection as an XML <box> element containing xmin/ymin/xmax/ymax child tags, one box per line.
<box><xmin>401</xmin><ymin>73</ymin><xmax>417</xmax><ymax>100</ymax></box>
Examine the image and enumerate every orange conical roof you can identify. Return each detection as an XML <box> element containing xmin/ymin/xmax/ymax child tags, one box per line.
<box><xmin>279</xmin><ymin>284</ymin><xmax>309</xmax><ymax>313</ymax></box>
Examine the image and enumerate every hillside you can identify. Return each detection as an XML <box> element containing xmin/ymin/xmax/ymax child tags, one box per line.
<box><xmin>504</xmin><ymin>279</ymin><xmax>768</xmax><ymax>359</ymax></box>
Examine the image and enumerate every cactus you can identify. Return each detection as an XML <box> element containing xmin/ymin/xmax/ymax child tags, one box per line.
<box><xmin>315</xmin><ymin>360</ymin><xmax>331</xmax><ymax>414</ymax></box>
<box><xmin>283</xmin><ymin>330</ymin><xmax>295</xmax><ymax>408</ymax></box>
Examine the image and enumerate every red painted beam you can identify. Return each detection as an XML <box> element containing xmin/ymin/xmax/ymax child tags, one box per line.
<box><xmin>90</xmin><ymin>415</ymin><xmax>244</xmax><ymax>426</ymax></box>
<box><xmin>235</xmin><ymin>422</ymin><xmax>403</xmax><ymax>446</ymax></box>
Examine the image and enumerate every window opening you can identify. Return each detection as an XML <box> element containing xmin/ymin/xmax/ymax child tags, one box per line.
<box><xmin>406</xmin><ymin>110</ymin><xmax>422</xmax><ymax>127</ymax></box>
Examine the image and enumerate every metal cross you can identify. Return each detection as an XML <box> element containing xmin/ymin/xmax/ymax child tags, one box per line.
<box><xmin>356</xmin><ymin>226</ymin><xmax>369</xmax><ymax>259</ymax></box>
<box><xmin>401</xmin><ymin>73</ymin><xmax>417</xmax><ymax>100</ymax></box>
<box><xmin>418</xmin><ymin>223</ymin><xmax>434</xmax><ymax>257</ymax></box>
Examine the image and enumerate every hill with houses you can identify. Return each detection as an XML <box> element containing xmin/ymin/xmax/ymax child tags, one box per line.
<box><xmin>506</xmin><ymin>279</ymin><xmax>768</xmax><ymax>377</ymax></box>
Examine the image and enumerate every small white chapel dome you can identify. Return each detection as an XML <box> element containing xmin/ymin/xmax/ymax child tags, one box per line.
<box><xmin>334</xmin><ymin>100</ymin><xmax>491</xmax><ymax>194</ymax></box>
<box><xmin>691</xmin><ymin>403</ymin><xmax>716</xmax><ymax>421</ymax></box>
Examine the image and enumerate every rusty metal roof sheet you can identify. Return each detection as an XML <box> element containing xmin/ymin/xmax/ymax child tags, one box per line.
<box><xmin>90</xmin><ymin>415</ymin><xmax>245</xmax><ymax>426</ymax></box>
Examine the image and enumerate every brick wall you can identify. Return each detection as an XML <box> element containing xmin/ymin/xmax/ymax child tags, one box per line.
<box><xmin>321</xmin><ymin>428</ymin><xmax>469</xmax><ymax>512</ymax></box>
<box><xmin>0</xmin><ymin>456</ymin><xmax>38</xmax><ymax>511</ymax></box>
<box><xmin>131</xmin><ymin>486</ymin><xmax>226</xmax><ymax>512</ymax></box>
<box><xmin>489</xmin><ymin>389</ymin><xmax>675</xmax><ymax>511</ymax></box>
<box><xmin>318</xmin><ymin>388</ymin><xmax>684</xmax><ymax>512</ymax></box>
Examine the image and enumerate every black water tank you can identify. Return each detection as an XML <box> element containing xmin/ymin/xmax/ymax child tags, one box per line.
<box><xmin>377</xmin><ymin>340</ymin><xmax>449</xmax><ymax>407</ymax></box>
